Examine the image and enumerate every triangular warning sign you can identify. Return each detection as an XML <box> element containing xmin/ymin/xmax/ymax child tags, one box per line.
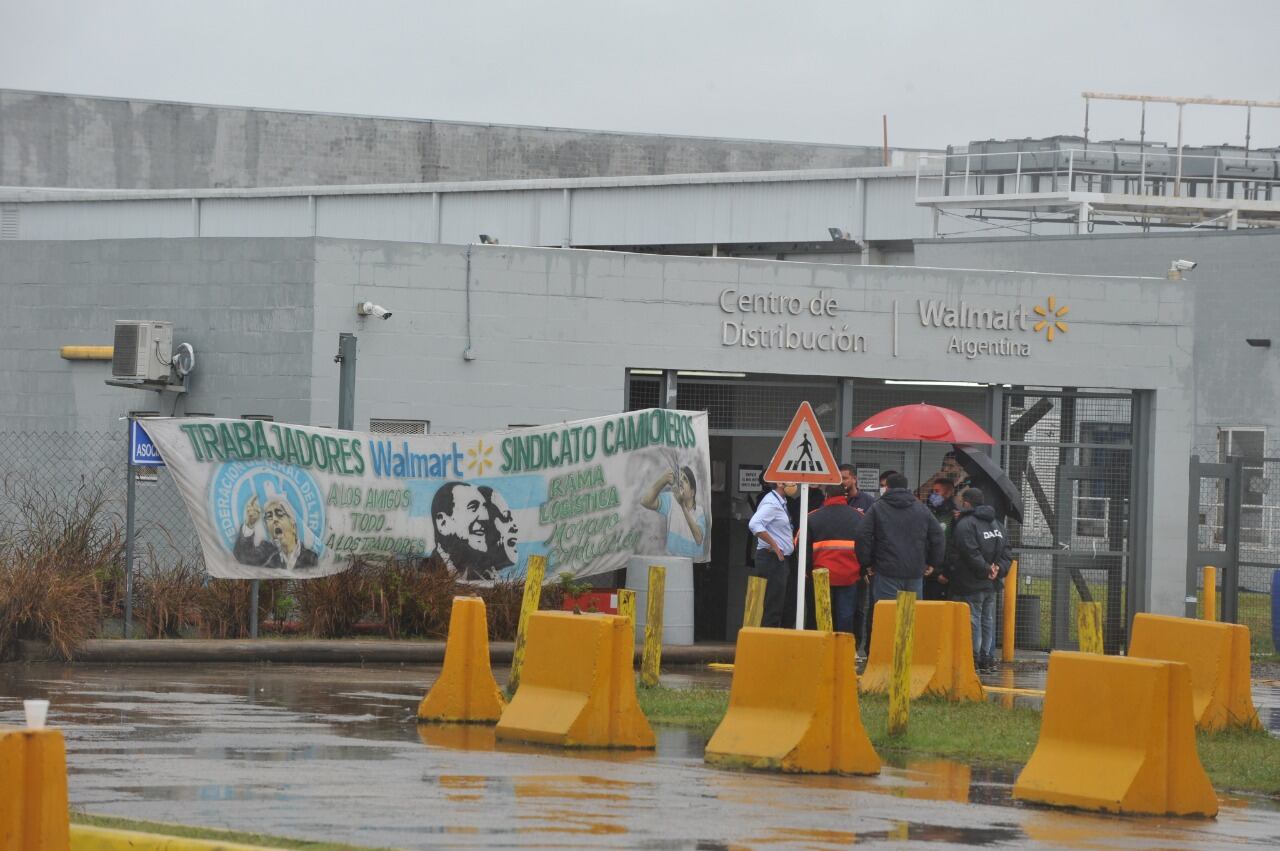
<box><xmin>763</xmin><ymin>402</ymin><xmax>841</xmax><ymax>485</ymax></box>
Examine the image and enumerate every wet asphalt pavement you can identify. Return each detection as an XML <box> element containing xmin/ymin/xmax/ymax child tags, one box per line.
<box><xmin>1</xmin><ymin>663</ymin><xmax>1278</xmax><ymax>850</ymax></box>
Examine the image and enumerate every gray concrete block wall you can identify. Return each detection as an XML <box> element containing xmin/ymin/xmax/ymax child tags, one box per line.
<box><xmin>308</xmin><ymin>240</ymin><xmax>1192</xmax><ymax>614</ymax></box>
<box><xmin>1</xmin><ymin>89</ymin><xmax>906</xmax><ymax>189</ymax></box>
<box><xmin>0</xmin><ymin>238</ymin><xmax>316</xmax><ymax>430</ymax></box>
<box><xmin>914</xmin><ymin>230</ymin><xmax>1280</xmax><ymax>454</ymax></box>
<box><xmin>0</xmin><ymin>235</ymin><xmax>1195</xmax><ymax>613</ymax></box>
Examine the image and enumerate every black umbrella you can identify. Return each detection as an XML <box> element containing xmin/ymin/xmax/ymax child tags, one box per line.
<box><xmin>952</xmin><ymin>443</ymin><xmax>1023</xmax><ymax>524</ymax></box>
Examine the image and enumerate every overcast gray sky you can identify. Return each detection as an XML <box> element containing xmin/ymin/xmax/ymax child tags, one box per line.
<box><xmin>3</xmin><ymin>0</ymin><xmax>1280</xmax><ymax>150</ymax></box>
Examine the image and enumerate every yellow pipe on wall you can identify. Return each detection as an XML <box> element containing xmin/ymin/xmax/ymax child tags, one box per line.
<box><xmin>59</xmin><ymin>345</ymin><xmax>113</xmax><ymax>361</ymax></box>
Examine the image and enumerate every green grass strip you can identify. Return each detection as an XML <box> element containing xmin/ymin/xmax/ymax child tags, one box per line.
<box><xmin>638</xmin><ymin>683</ymin><xmax>1280</xmax><ymax>795</ymax></box>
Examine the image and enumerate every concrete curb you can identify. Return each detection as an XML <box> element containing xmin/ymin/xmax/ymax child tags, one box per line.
<box><xmin>71</xmin><ymin>823</ymin><xmax>285</xmax><ymax>850</ymax></box>
<box><xmin>17</xmin><ymin>638</ymin><xmax>737</xmax><ymax>666</ymax></box>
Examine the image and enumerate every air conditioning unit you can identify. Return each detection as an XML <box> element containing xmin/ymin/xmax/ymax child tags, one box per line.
<box><xmin>112</xmin><ymin>321</ymin><xmax>173</xmax><ymax>382</ymax></box>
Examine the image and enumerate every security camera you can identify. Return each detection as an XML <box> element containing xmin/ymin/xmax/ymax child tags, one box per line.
<box><xmin>357</xmin><ymin>301</ymin><xmax>393</xmax><ymax>320</ymax></box>
<box><xmin>1171</xmin><ymin>259</ymin><xmax>1197</xmax><ymax>272</ymax></box>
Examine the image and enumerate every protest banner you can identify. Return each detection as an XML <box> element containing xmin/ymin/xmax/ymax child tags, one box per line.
<box><xmin>141</xmin><ymin>409</ymin><xmax>711</xmax><ymax>582</ymax></box>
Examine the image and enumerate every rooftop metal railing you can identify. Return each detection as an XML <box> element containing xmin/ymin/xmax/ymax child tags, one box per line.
<box><xmin>916</xmin><ymin>147</ymin><xmax>1280</xmax><ymax>203</ymax></box>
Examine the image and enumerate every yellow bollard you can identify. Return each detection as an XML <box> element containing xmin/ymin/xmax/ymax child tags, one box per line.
<box><xmin>1202</xmin><ymin>565</ymin><xmax>1217</xmax><ymax>622</ymax></box>
<box><xmin>641</xmin><ymin>565</ymin><xmax>666</xmax><ymax>687</ymax></box>
<box><xmin>743</xmin><ymin>575</ymin><xmax>766</xmax><ymax>629</ymax></box>
<box><xmin>0</xmin><ymin>727</ymin><xmax>70</xmax><ymax>851</ymax></box>
<box><xmin>1077</xmin><ymin>601</ymin><xmax>1104</xmax><ymax>654</ymax></box>
<box><xmin>617</xmin><ymin>588</ymin><xmax>636</xmax><ymax>628</ymax></box>
<box><xmin>508</xmin><ymin>554</ymin><xmax>547</xmax><ymax>694</ymax></box>
<box><xmin>888</xmin><ymin>590</ymin><xmax>917</xmax><ymax>736</ymax></box>
<box><xmin>1002</xmin><ymin>559</ymin><xmax>1018</xmax><ymax>663</ymax></box>
<box><xmin>813</xmin><ymin>568</ymin><xmax>833</xmax><ymax>632</ymax></box>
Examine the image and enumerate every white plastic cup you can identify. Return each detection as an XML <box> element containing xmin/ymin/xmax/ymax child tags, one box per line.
<box><xmin>23</xmin><ymin>699</ymin><xmax>49</xmax><ymax>730</ymax></box>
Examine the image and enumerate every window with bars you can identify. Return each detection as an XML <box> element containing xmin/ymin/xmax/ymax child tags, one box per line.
<box><xmin>370</xmin><ymin>418</ymin><xmax>429</xmax><ymax>435</ymax></box>
<box><xmin>0</xmin><ymin>206</ymin><xmax>17</xmax><ymax>240</ymax></box>
<box><xmin>628</xmin><ymin>376</ymin><xmax>661</xmax><ymax>411</ymax></box>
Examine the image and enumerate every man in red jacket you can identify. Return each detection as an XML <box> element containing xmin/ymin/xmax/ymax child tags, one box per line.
<box><xmin>805</xmin><ymin>483</ymin><xmax>865</xmax><ymax>637</ymax></box>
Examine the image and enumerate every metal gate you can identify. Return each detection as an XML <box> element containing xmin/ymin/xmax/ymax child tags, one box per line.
<box><xmin>1001</xmin><ymin>388</ymin><xmax>1137</xmax><ymax>651</ymax></box>
<box><xmin>1053</xmin><ymin>466</ymin><xmax>1129</xmax><ymax>652</ymax></box>
<box><xmin>1187</xmin><ymin>455</ymin><xmax>1243</xmax><ymax>622</ymax></box>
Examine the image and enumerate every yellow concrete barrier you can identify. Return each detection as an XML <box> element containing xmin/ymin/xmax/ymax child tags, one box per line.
<box><xmin>417</xmin><ymin>596</ymin><xmax>506</xmax><ymax>724</ymax></box>
<box><xmin>705</xmin><ymin>627</ymin><xmax>880</xmax><ymax>775</ymax></box>
<box><xmin>70</xmin><ymin>824</ymin><xmax>286</xmax><ymax>850</ymax></box>
<box><xmin>860</xmin><ymin>600</ymin><xmax>983</xmax><ymax>702</ymax></box>
<box><xmin>1128</xmin><ymin>613</ymin><xmax>1261</xmax><ymax>731</ymax></box>
<box><xmin>496</xmin><ymin>611</ymin><xmax>655</xmax><ymax>749</ymax></box>
<box><xmin>0</xmin><ymin>726</ymin><xmax>69</xmax><ymax>851</ymax></box>
<box><xmin>1012</xmin><ymin>651</ymin><xmax>1217</xmax><ymax>817</ymax></box>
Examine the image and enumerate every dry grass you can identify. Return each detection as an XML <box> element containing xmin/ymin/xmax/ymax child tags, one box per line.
<box><xmin>0</xmin><ymin>476</ymin><xmax>124</xmax><ymax>660</ymax></box>
<box><xmin>295</xmin><ymin>563</ymin><xmax>376</xmax><ymax>637</ymax></box>
<box><xmin>134</xmin><ymin>549</ymin><xmax>204</xmax><ymax>638</ymax></box>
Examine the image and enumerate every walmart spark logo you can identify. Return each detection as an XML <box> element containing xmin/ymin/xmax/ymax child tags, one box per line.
<box><xmin>466</xmin><ymin>438</ymin><xmax>495</xmax><ymax>475</ymax></box>
<box><xmin>1033</xmin><ymin>296</ymin><xmax>1069</xmax><ymax>342</ymax></box>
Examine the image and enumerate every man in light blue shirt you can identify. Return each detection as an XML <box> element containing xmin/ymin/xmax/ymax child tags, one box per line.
<box><xmin>748</xmin><ymin>480</ymin><xmax>796</xmax><ymax>627</ymax></box>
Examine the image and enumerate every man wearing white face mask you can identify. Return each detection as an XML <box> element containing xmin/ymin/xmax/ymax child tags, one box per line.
<box><xmin>748</xmin><ymin>479</ymin><xmax>796</xmax><ymax>628</ymax></box>
<box><xmin>877</xmin><ymin>470</ymin><xmax>899</xmax><ymax>498</ymax></box>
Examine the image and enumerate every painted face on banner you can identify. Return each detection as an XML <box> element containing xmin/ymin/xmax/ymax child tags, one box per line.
<box><xmin>263</xmin><ymin>496</ymin><xmax>299</xmax><ymax>553</ymax></box>
<box><xmin>432</xmin><ymin>482</ymin><xmax>493</xmax><ymax>575</ymax></box>
<box><xmin>481</xmin><ymin>486</ymin><xmax>519</xmax><ymax>567</ymax></box>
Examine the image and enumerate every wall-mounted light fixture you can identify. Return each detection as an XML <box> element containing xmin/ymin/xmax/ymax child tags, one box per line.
<box><xmin>1246</xmin><ymin>338</ymin><xmax>1272</xmax><ymax>348</ymax></box>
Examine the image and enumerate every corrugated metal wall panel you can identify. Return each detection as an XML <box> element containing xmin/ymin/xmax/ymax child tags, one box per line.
<box><xmin>570</xmin><ymin>180</ymin><xmax>868</xmax><ymax>245</ymax></box>
<box><xmin>863</xmin><ymin>177</ymin><xmax>934</xmax><ymax>241</ymax></box>
<box><xmin>2</xmin><ymin>174</ymin><xmax>940</xmax><ymax>246</ymax></box>
<box><xmin>17</xmin><ymin>200</ymin><xmax>193</xmax><ymax>240</ymax></box>
<box><xmin>317</xmin><ymin>194</ymin><xmax>431</xmax><ymax>242</ymax></box>
<box><xmin>438</xmin><ymin>190</ymin><xmax>564</xmax><ymax>246</ymax></box>
<box><xmin>200</xmin><ymin>197</ymin><xmax>311</xmax><ymax>237</ymax></box>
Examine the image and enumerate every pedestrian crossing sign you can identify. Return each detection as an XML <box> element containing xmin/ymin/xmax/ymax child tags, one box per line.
<box><xmin>763</xmin><ymin>402</ymin><xmax>841</xmax><ymax>485</ymax></box>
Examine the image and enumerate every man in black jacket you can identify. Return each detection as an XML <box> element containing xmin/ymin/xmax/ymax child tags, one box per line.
<box><xmin>948</xmin><ymin>487</ymin><xmax>1013</xmax><ymax>672</ymax></box>
<box><xmin>855</xmin><ymin>473</ymin><xmax>945</xmax><ymax>605</ymax></box>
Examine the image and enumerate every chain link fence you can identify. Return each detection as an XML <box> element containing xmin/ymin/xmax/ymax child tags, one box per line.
<box><xmin>3</xmin><ymin>424</ymin><xmax>1275</xmax><ymax>654</ymax></box>
<box><xmin>0</xmin><ymin>429</ymin><xmax>205</xmax><ymax>620</ymax></box>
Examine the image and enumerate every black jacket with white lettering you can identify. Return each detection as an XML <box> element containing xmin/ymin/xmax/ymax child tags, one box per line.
<box><xmin>947</xmin><ymin>505</ymin><xmax>1013</xmax><ymax>597</ymax></box>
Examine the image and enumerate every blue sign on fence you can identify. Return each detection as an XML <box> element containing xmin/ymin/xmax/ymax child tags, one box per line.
<box><xmin>130</xmin><ymin>420</ymin><xmax>166</xmax><ymax>467</ymax></box>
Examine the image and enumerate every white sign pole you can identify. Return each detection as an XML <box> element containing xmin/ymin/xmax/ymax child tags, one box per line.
<box><xmin>795</xmin><ymin>482</ymin><xmax>810</xmax><ymax>630</ymax></box>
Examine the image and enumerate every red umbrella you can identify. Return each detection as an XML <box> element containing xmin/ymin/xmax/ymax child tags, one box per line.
<box><xmin>848</xmin><ymin>403</ymin><xmax>994</xmax><ymax>445</ymax></box>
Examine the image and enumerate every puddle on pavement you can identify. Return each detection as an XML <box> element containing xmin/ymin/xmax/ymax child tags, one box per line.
<box><xmin>4</xmin><ymin>661</ymin><xmax>1279</xmax><ymax>849</ymax></box>
<box><xmin>753</xmin><ymin>822</ymin><xmax>1024</xmax><ymax>847</ymax></box>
